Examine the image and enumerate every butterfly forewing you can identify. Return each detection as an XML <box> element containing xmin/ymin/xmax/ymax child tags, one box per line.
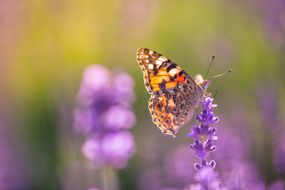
<box><xmin>137</xmin><ymin>48</ymin><xmax>196</xmax><ymax>93</ymax></box>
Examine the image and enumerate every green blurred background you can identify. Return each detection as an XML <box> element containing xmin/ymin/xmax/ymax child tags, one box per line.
<box><xmin>0</xmin><ymin>0</ymin><xmax>284</xmax><ymax>189</ymax></box>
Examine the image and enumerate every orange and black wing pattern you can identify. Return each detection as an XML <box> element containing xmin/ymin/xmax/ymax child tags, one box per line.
<box><xmin>136</xmin><ymin>48</ymin><xmax>196</xmax><ymax>93</ymax></box>
<box><xmin>137</xmin><ymin>48</ymin><xmax>202</xmax><ymax>137</ymax></box>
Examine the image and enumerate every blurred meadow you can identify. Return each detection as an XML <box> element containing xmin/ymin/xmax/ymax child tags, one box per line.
<box><xmin>0</xmin><ymin>0</ymin><xmax>285</xmax><ymax>189</ymax></box>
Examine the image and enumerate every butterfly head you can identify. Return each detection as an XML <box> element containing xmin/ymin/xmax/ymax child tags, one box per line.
<box><xmin>195</xmin><ymin>74</ymin><xmax>210</xmax><ymax>92</ymax></box>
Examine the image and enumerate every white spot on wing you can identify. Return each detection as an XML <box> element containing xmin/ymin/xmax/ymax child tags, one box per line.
<box><xmin>169</xmin><ymin>68</ymin><xmax>178</xmax><ymax>77</ymax></box>
<box><xmin>148</xmin><ymin>64</ymin><xmax>154</xmax><ymax>70</ymax></box>
<box><xmin>158</xmin><ymin>56</ymin><xmax>168</xmax><ymax>62</ymax></box>
<box><xmin>155</xmin><ymin>60</ymin><xmax>163</xmax><ymax>66</ymax></box>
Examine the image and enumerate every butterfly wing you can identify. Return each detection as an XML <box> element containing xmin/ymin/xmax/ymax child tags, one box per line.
<box><xmin>137</xmin><ymin>48</ymin><xmax>206</xmax><ymax>137</ymax></box>
<box><xmin>149</xmin><ymin>83</ymin><xmax>204</xmax><ymax>137</ymax></box>
<box><xmin>137</xmin><ymin>48</ymin><xmax>196</xmax><ymax>93</ymax></box>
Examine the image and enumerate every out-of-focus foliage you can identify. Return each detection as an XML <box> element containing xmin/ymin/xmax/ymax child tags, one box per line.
<box><xmin>0</xmin><ymin>0</ymin><xmax>284</xmax><ymax>189</ymax></box>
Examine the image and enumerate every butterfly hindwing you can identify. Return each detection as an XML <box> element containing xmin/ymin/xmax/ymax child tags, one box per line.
<box><xmin>148</xmin><ymin>83</ymin><xmax>202</xmax><ymax>136</ymax></box>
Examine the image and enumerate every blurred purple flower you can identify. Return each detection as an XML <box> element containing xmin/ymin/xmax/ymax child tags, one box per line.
<box><xmin>186</xmin><ymin>163</ymin><xmax>265</xmax><ymax>190</ymax></box>
<box><xmin>139</xmin><ymin>169</ymin><xmax>162</xmax><ymax>190</ymax></box>
<box><xmin>188</xmin><ymin>96</ymin><xmax>219</xmax><ymax>170</ymax></box>
<box><xmin>268</xmin><ymin>180</ymin><xmax>284</xmax><ymax>190</ymax></box>
<box><xmin>260</xmin><ymin>0</ymin><xmax>285</xmax><ymax>48</ymax></box>
<box><xmin>213</xmin><ymin>105</ymin><xmax>270</xmax><ymax>190</ymax></box>
<box><xmin>213</xmin><ymin>104</ymin><xmax>269</xmax><ymax>190</ymax></box>
<box><xmin>82</xmin><ymin>131</ymin><xmax>135</xmax><ymax>169</ymax></box>
<box><xmin>257</xmin><ymin>85</ymin><xmax>285</xmax><ymax>173</ymax></box>
<box><xmin>102</xmin><ymin>105</ymin><xmax>136</xmax><ymax>130</ymax></box>
<box><xmin>163</xmin><ymin>147</ymin><xmax>196</xmax><ymax>186</ymax></box>
<box><xmin>113</xmin><ymin>73</ymin><xmax>135</xmax><ymax>103</ymax></box>
<box><xmin>221</xmin><ymin>162</ymin><xmax>264</xmax><ymax>190</ymax></box>
<box><xmin>74</xmin><ymin>64</ymin><xmax>136</xmax><ymax>169</ymax></box>
<box><xmin>273</xmin><ymin>131</ymin><xmax>285</xmax><ymax>173</ymax></box>
<box><xmin>193</xmin><ymin>167</ymin><xmax>217</xmax><ymax>184</ymax></box>
<box><xmin>186</xmin><ymin>98</ymin><xmax>268</xmax><ymax>190</ymax></box>
<box><xmin>257</xmin><ymin>85</ymin><xmax>281</xmax><ymax>129</ymax></box>
<box><xmin>215</xmin><ymin>115</ymin><xmax>252</xmax><ymax>167</ymax></box>
<box><xmin>185</xmin><ymin>167</ymin><xmax>223</xmax><ymax>190</ymax></box>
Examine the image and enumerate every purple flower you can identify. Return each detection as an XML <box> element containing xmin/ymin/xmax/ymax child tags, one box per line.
<box><xmin>257</xmin><ymin>85</ymin><xmax>282</xmax><ymax>129</ymax></box>
<box><xmin>193</xmin><ymin>167</ymin><xmax>217</xmax><ymax>185</ymax></box>
<box><xmin>74</xmin><ymin>65</ymin><xmax>136</xmax><ymax>169</ymax></box>
<box><xmin>163</xmin><ymin>147</ymin><xmax>196</xmax><ymax>187</ymax></box>
<box><xmin>257</xmin><ymin>85</ymin><xmax>285</xmax><ymax>173</ymax></box>
<box><xmin>139</xmin><ymin>169</ymin><xmax>162</xmax><ymax>190</ymax></box>
<box><xmin>188</xmin><ymin>96</ymin><xmax>219</xmax><ymax>171</ymax></box>
<box><xmin>186</xmin><ymin>98</ymin><xmax>284</xmax><ymax>190</ymax></box>
<box><xmin>186</xmin><ymin>96</ymin><xmax>220</xmax><ymax>189</ymax></box>
<box><xmin>185</xmin><ymin>167</ymin><xmax>223</xmax><ymax>190</ymax></box>
<box><xmin>221</xmin><ymin>162</ymin><xmax>264</xmax><ymax>190</ymax></box>
<box><xmin>212</xmin><ymin>106</ymin><xmax>268</xmax><ymax>190</ymax></box>
<box><xmin>102</xmin><ymin>105</ymin><xmax>136</xmax><ymax>130</ymax></box>
<box><xmin>260</xmin><ymin>0</ymin><xmax>285</xmax><ymax>48</ymax></box>
<box><xmin>268</xmin><ymin>180</ymin><xmax>284</xmax><ymax>190</ymax></box>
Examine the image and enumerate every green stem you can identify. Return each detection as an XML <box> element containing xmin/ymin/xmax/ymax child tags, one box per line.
<box><xmin>102</xmin><ymin>166</ymin><xmax>118</xmax><ymax>190</ymax></box>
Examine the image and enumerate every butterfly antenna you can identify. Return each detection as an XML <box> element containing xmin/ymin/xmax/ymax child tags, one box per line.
<box><xmin>210</xmin><ymin>69</ymin><xmax>232</xmax><ymax>79</ymax></box>
<box><xmin>205</xmin><ymin>56</ymin><xmax>215</xmax><ymax>78</ymax></box>
<box><xmin>213</xmin><ymin>89</ymin><xmax>218</xmax><ymax>98</ymax></box>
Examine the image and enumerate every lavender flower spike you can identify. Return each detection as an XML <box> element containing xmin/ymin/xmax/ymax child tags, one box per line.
<box><xmin>188</xmin><ymin>96</ymin><xmax>219</xmax><ymax>171</ymax></box>
<box><xmin>74</xmin><ymin>64</ymin><xmax>136</xmax><ymax>169</ymax></box>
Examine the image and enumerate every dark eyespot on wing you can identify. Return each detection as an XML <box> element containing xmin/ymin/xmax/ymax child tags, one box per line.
<box><xmin>170</xmin><ymin>77</ymin><xmax>176</xmax><ymax>82</ymax></box>
<box><xmin>158</xmin><ymin>79</ymin><xmax>166</xmax><ymax>90</ymax></box>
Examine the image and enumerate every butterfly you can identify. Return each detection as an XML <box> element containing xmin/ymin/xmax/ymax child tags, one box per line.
<box><xmin>137</xmin><ymin>48</ymin><xmax>210</xmax><ymax>137</ymax></box>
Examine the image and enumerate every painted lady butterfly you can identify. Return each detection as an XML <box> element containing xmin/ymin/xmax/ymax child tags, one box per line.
<box><xmin>137</xmin><ymin>48</ymin><xmax>210</xmax><ymax>137</ymax></box>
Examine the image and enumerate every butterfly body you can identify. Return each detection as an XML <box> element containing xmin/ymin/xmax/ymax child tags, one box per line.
<box><xmin>137</xmin><ymin>48</ymin><xmax>209</xmax><ymax>137</ymax></box>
